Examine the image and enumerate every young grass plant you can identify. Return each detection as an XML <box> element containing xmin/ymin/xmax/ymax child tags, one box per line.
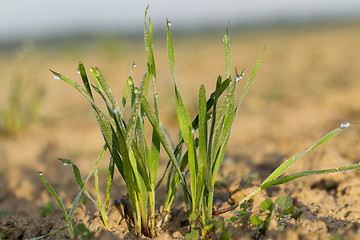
<box><xmin>164</xmin><ymin>20</ymin><xmax>265</xmax><ymax>233</ymax></box>
<box><xmin>40</xmin><ymin>7</ymin><xmax>360</xmax><ymax>239</ymax></box>
<box><xmin>48</xmin><ymin>8</ymin><xmax>187</xmax><ymax>237</ymax></box>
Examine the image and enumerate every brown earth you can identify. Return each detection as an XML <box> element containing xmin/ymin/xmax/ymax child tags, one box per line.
<box><xmin>1</xmin><ymin>20</ymin><xmax>360</xmax><ymax>239</ymax></box>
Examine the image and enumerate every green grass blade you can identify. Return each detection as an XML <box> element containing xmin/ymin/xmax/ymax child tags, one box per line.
<box><xmin>50</xmin><ymin>70</ymin><xmax>92</xmax><ymax>104</ymax></box>
<box><xmin>166</xmin><ymin>18</ymin><xmax>176</xmax><ymax>82</ymax></box>
<box><xmin>224</xmin><ymin>22</ymin><xmax>231</xmax><ymax>79</ymax></box>
<box><xmin>149</xmin><ymin>127</ymin><xmax>160</xmax><ymax>186</ymax></box>
<box><xmin>77</xmin><ymin>61</ymin><xmax>93</xmax><ymax>101</ymax></box>
<box><xmin>212</xmin><ymin>98</ymin><xmax>235</xmax><ymax>183</ymax></box>
<box><xmin>196</xmin><ymin>85</ymin><xmax>207</xmax><ymax>206</ymax></box>
<box><xmin>105</xmin><ymin>157</ymin><xmax>114</xmax><ymax>212</ymax></box>
<box><xmin>261</xmin><ymin>162</ymin><xmax>360</xmax><ymax>189</ymax></box>
<box><xmin>261</xmin><ymin>124</ymin><xmax>349</xmax><ymax>187</ymax></box>
<box><xmin>59</xmin><ymin>158</ymin><xmax>95</xmax><ymax>203</ymax></box>
<box><xmin>175</xmin><ymin>87</ymin><xmax>193</xmax><ymax>146</ymax></box>
<box><xmin>145</xmin><ymin>7</ymin><xmax>156</xmax><ymax>80</ymax></box>
<box><xmin>206</xmin><ymin>78</ymin><xmax>223</xmax><ymax>192</ymax></box>
<box><xmin>126</xmin><ymin>68</ymin><xmax>150</xmax><ymax>148</ymax></box>
<box><xmin>236</xmin><ymin>47</ymin><xmax>265</xmax><ymax>112</ymax></box>
<box><xmin>121</xmin><ymin>77</ymin><xmax>133</xmax><ymax>111</ymax></box>
<box><xmin>38</xmin><ymin>172</ymin><xmax>74</xmax><ymax>237</ymax></box>
<box><xmin>191</xmin><ymin>76</ymin><xmax>231</xmax><ymax>130</ymax></box>
<box><xmin>141</xmin><ymin>96</ymin><xmax>187</xmax><ymax>186</ymax></box>
<box><xmin>94</xmin><ymin>168</ymin><xmax>108</xmax><ymax>229</ymax></box>
<box><xmin>210</xmin><ymin>79</ymin><xmax>237</xmax><ymax>167</ymax></box>
<box><xmin>91</xmin><ymin>105</ymin><xmax>124</xmax><ymax>177</ymax></box>
<box><xmin>90</xmin><ymin>67</ymin><xmax>120</xmax><ymax>111</ymax></box>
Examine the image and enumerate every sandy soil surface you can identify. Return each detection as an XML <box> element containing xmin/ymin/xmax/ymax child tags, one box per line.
<box><xmin>1</xmin><ymin>21</ymin><xmax>360</xmax><ymax>239</ymax></box>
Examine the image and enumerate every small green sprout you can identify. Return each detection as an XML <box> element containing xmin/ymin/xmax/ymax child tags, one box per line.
<box><xmin>250</xmin><ymin>196</ymin><xmax>303</xmax><ymax>237</ymax></box>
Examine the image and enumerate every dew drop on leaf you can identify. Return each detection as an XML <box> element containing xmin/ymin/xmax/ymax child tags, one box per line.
<box><xmin>235</xmin><ymin>76</ymin><xmax>242</xmax><ymax>82</ymax></box>
<box><xmin>53</xmin><ymin>75</ymin><xmax>60</xmax><ymax>80</ymax></box>
<box><xmin>340</xmin><ymin>122</ymin><xmax>350</xmax><ymax>129</ymax></box>
<box><xmin>133</xmin><ymin>62</ymin><xmax>137</xmax><ymax>67</ymax></box>
<box><xmin>38</xmin><ymin>171</ymin><xmax>43</xmax><ymax>176</ymax></box>
<box><xmin>167</xmin><ymin>21</ymin><xmax>172</xmax><ymax>26</ymax></box>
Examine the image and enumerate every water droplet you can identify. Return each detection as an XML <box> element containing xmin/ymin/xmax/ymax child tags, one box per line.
<box><xmin>133</xmin><ymin>62</ymin><xmax>137</xmax><ymax>67</ymax></box>
<box><xmin>191</xmin><ymin>129</ymin><xmax>195</xmax><ymax>134</ymax></box>
<box><xmin>340</xmin><ymin>122</ymin><xmax>350</xmax><ymax>129</ymax></box>
<box><xmin>113</xmin><ymin>109</ymin><xmax>119</xmax><ymax>114</ymax></box>
<box><xmin>134</xmin><ymin>88</ymin><xmax>139</xmax><ymax>94</ymax></box>
<box><xmin>76</xmin><ymin>70</ymin><xmax>80</xmax><ymax>75</ymax></box>
<box><xmin>53</xmin><ymin>75</ymin><xmax>60</xmax><ymax>80</ymax></box>
<box><xmin>155</xmin><ymin>93</ymin><xmax>158</xmax><ymax>98</ymax></box>
<box><xmin>235</xmin><ymin>76</ymin><xmax>243</xmax><ymax>82</ymax></box>
<box><xmin>63</xmin><ymin>162</ymin><xmax>68</xmax><ymax>166</ymax></box>
<box><xmin>127</xmin><ymin>78</ymin><xmax>133</xmax><ymax>86</ymax></box>
<box><xmin>167</xmin><ymin>21</ymin><xmax>172</xmax><ymax>26</ymax></box>
<box><xmin>38</xmin><ymin>171</ymin><xmax>43</xmax><ymax>176</ymax></box>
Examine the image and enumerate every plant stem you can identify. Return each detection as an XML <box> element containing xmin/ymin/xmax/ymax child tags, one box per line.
<box><xmin>207</xmin><ymin>191</ymin><xmax>214</xmax><ymax>221</ymax></box>
<box><xmin>149</xmin><ymin>189</ymin><xmax>156</xmax><ymax>237</ymax></box>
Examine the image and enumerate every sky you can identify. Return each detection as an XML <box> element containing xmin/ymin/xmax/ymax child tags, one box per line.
<box><xmin>1</xmin><ymin>0</ymin><xmax>360</xmax><ymax>42</ymax></box>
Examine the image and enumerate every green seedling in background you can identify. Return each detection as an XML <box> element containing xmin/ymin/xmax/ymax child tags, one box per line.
<box><xmin>0</xmin><ymin>46</ymin><xmax>45</xmax><ymax>136</ymax></box>
<box><xmin>40</xmin><ymin>201</ymin><xmax>56</xmax><ymax>218</ymax></box>
<box><xmin>250</xmin><ymin>196</ymin><xmax>302</xmax><ymax>237</ymax></box>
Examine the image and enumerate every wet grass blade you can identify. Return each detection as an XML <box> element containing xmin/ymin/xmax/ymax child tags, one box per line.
<box><xmin>166</xmin><ymin>19</ymin><xmax>176</xmax><ymax>82</ymax></box>
<box><xmin>78</xmin><ymin>61</ymin><xmax>93</xmax><ymax>101</ymax></box>
<box><xmin>261</xmin><ymin>124</ymin><xmax>348</xmax><ymax>187</ymax></box>
<box><xmin>261</xmin><ymin>162</ymin><xmax>360</xmax><ymax>189</ymax></box>
<box><xmin>50</xmin><ymin>70</ymin><xmax>92</xmax><ymax>103</ymax></box>
<box><xmin>90</xmin><ymin>67</ymin><xmax>120</xmax><ymax>111</ymax></box>
<box><xmin>141</xmin><ymin>96</ymin><xmax>186</xmax><ymax>185</ymax></box>
<box><xmin>196</xmin><ymin>85</ymin><xmax>207</xmax><ymax>207</ymax></box>
<box><xmin>224</xmin><ymin>22</ymin><xmax>231</xmax><ymax>79</ymax></box>
<box><xmin>106</xmin><ymin>158</ymin><xmax>114</xmax><ymax>212</ymax></box>
<box><xmin>38</xmin><ymin>172</ymin><xmax>74</xmax><ymax>237</ymax></box>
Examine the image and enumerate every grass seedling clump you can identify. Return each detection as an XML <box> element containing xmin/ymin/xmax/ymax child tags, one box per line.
<box><xmin>39</xmin><ymin>7</ymin><xmax>360</xmax><ymax>239</ymax></box>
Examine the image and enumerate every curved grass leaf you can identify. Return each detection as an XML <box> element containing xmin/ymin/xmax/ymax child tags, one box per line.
<box><xmin>261</xmin><ymin>162</ymin><xmax>360</xmax><ymax>189</ymax></box>
<box><xmin>38</xmin><ymin>172</ymin><xmax>74</xmax><ymax>237</ymax></box>
<box><xmin>78</xmin><ymin>61</ymin><xmax>93</xmax><ymax>101</ymax></box>
<box><xmin>260</xmin><ymin>124</ymin><xmax>347</xmax><ymax>187</ymax></box>
<box><xmin>50</xmin><ymin>70</ymin><xmax>92</xmax><ymax>104</ymax></box>
<box><xmin>141</xmin><ymin>96</ymin><xmax>186</xmax><ymax>185</ymax></box>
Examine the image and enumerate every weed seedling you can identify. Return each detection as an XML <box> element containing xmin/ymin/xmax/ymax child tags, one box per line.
<box><xmin>250</xmin><ymin>196</ymin><xmax>302</xmax><ymax>238</ymax></box>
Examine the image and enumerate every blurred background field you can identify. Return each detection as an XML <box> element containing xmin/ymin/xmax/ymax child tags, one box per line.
<box><xmin>1</xmin><ymin>18</ymin><xmax>360</xmax><ymax>167</ymax></box>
